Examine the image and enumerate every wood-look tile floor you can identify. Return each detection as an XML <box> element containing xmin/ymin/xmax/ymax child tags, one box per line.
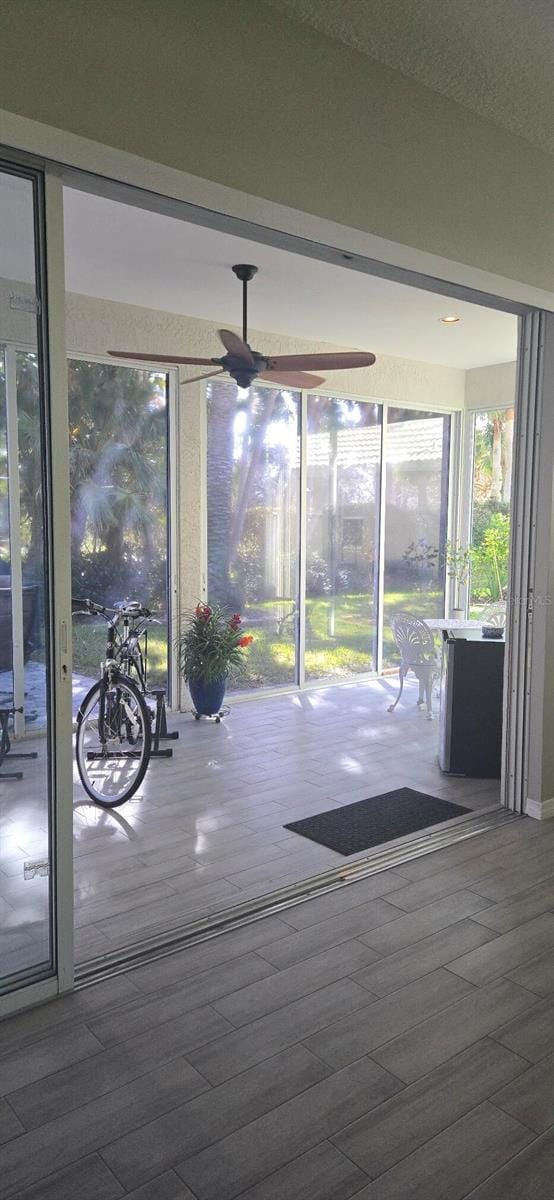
<box><xmin>1</xmin><ymin>814</ymin><xmax>554</xmax><ymax>1198</ymax></box>
<box><xmin>1</xmin><ymin>678</ymin><xmax>501</xmax><ymax>975</ymax></box>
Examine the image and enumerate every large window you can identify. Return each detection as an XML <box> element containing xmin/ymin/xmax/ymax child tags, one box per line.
<box><xmin>206</xmin><ymin>386</ymin><xmax>452</xmax><ymax>688</ymax></box>
<box><xmin>207</xmin><ymin>379</ymin><xmax>301</xmax><ymax>690</ymax></box>
<box><xmin>306</xmin><ymin>395</ymin><xmax>381</xmax><ymax>679</ymax></box>
<box><xmin>469</xmin><ymin>408</ymin><xmax>513</xmax><ymax>613</ymax></box>
<box><xmin>68</xmin><ymin>360</ymin><xmax>170</xmax><ymax>696</ymax></box>
<box><xmin>382</xmin><ymin>408</ymin><xmax>450</xmax><ymax>666</ymax></box>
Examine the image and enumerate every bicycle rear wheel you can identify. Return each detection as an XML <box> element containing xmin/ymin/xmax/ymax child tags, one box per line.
<box><xmin>76</xmin><ymin>672</ymin><xmax>152</xmax><ymax>806</ymax></box>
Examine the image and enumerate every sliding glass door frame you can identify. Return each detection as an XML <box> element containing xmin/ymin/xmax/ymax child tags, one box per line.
<box><xmin>0</xmin><ymin>164</ymin><xmax>74</xmax><ymax>1016</ymax></box>
<box><xmin>203</xmin><ymin>380</ymin><xmax>460</xmax><ymax>699</ymax></box>
<box><xmin>0</xmin><ymin>138</ymin><xmax>549</xmax><ymax>1000</ymax></box>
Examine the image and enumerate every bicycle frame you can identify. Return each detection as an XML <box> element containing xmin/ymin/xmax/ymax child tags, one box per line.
<box><xmin>73</xmin><ymin>598</ymin><xmax>157</xmax><ymax>696</ymax></box>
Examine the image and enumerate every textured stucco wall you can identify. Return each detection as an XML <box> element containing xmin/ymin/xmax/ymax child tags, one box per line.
<box><xmin>464</xmin><ymin>361</ymin><xmax>517</xmax><ymax>411</ymax></box>
<box><xmin>0</xmin><ymin>0</ymin><xmax>552</xmax><ymax>290</ymax></box>
<box><xmin>64</xmin><ymin>292</ymin><xmax>466</xmax><ymax>409</ymax></box>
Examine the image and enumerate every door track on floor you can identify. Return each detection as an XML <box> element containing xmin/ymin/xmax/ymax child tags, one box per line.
<box><xmin>75</xmin><ymin>807</ymin><xmax>521</xmax><ymax>989</ymax></box>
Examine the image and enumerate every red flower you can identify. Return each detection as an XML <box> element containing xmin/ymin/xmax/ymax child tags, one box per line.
<box><xmin>238</xmin><ymin>634</ymin><xmax>254</xmax><ymax>647</ymax></box>
<box><xmin>229</xmin><ymin>613</ymin><xmax>242</xmax><ymax>630</ymax></box>
<box><xmin>195</xmin><ymin>603</ymin><xmax>212</xmax><ymax>620</ymax></box>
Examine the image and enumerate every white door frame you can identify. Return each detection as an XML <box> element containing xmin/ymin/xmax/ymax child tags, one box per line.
<box><xmin>0</xmin><ymin>124</ymin><xmax>552</xmax><ymax>1011</ymax></box>
<box><xmin>505</xmin><ymin>312</ymin><xmax>554</xmax><ymax>816</ymax></box>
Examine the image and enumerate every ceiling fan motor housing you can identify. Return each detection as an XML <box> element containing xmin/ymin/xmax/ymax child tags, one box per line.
<box><xmin>226</xmin><ymin>348</ymin><xmax>267</xmax><ymax>389</ymax></box>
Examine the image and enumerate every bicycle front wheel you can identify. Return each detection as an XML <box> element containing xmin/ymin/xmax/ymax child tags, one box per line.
<box><xmin>76</xmin><ymin>672</ymin><xmax>152</xmax><ymax>807</ymax></box>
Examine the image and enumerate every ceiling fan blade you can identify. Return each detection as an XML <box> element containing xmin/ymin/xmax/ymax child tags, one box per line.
<box><xmin>180</xmin><ymin>368</ymin><xmax>227</xmax><ymax>386</ymax></box>
<box><xmin>265</xmin><ymin>351</ymin><xmax>376</xmax><ymax>372</ymax></box>
<box><xmin>218</xmin><ymin>329</ymin><xmax>255</xmax><ymax>364</ymax></box>
<box><xmin>109</xmin><ymin>351</ymin><xmax>217</xmax><ymax>366</ymax></box>
<box><xmin>260</xmin><ymin>370</ymin><xmax>325</xmax><ymax>389</ymax></box>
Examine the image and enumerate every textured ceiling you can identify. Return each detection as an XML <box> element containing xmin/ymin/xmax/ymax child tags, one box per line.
<box><xmin>264</xmin><ymin>0</ymin><xmax>554</xmax><ymax>155</ymax></box>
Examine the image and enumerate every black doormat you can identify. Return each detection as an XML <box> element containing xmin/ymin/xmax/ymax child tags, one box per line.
<box><xmin>284</xmin><ymin>788</ymin><xmax>471</xmax><ymax>856</ymax></box>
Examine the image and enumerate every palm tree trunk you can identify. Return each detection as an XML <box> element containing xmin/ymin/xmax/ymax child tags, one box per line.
<box><xmin>229</xmin><ymin>392</ymin><xmax>277</xmax><ymax>557</ymax></box>
<box><xmin>490</xmin><ymin>416</ymin><xmax>503</xmax><ymax>501</ymax></box>
<box><xmin>207</xmin><ymin>386</ymin><xmax>236</xmax><ymax>605</ymax></box>
<box><xmin>501</xmin><ymin>408</ymin><xmax>514</xmax><ymax>504</ymax></box>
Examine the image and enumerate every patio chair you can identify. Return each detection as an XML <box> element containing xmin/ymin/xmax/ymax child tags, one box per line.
<box><xmin>476</xmin><ymin>604</ymin><xmax>506</xmax><ymax>628</ymax></box>
<box><xmin>387</xmin><ymin>611</ymin><xmax>441</xmax><ymax>720</ymax></box>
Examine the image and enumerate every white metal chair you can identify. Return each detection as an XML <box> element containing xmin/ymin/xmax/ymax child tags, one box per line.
<box><xmin>387</xmin><ymin>611</ymin><xmax>441</xmax><ymax>720</ymax></box>
<box><xmin>476</xmin><ymin>604</ymin><xmax>506</xmax><ymax>628</ymax></box>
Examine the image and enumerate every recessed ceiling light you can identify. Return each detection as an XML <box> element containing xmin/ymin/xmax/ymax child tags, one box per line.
<box><xmin>440</xmin><ymin>315</ymin><xmax>461</xmax><ymax>324</ymax></box>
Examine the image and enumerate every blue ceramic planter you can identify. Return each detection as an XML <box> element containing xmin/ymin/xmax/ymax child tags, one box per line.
<box><xmin>189</xmin><ymin>676</ymin><xmax>226</xmax><ymax>717</ymax></box>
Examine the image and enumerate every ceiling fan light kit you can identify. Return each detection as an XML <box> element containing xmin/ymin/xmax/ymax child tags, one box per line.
<box><xmin>109</xmin><ymin>264</ymin><xmax>376</xmax><ymax>389</ymax></box>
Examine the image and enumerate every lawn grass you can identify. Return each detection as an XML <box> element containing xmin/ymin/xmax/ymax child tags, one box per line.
<box><xmin>229</xmin><ymin>590</ymin><xmax>443</xmax><ymax>689</ymax></box>
<box><xmin>72</xmin><ymin>589</ymin><xmax>443</xmax><ymax>693</ymax></box>
<box><xmin>72</xmin><ymin>620</ymin><xmax>168</xmax><ymax>688</ymax></box>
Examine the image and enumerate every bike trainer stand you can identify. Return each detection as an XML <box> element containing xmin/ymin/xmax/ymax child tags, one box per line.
<box><xmin>149</xmin><ymin>689</ymin><xmax>179</xmax><ymax>757</ymax></box>
<box><xmin>0</xmin><ymin>706</ymin><xmax>38</xmax><ymax>781</ymax></box>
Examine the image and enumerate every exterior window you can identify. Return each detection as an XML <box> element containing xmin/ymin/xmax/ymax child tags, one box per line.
<box><xmin>206</xmin><ymin>385</ymin><xmax>452</xmax><ymax>686</ymax></box>
<box><xmin>305</xmin><ymin>395</ymin><xmax>381</xmax><ymax>680</ymax></box>
<box><xmin>68</xmin><ymin>360</ymin><xmax>170</xmax><ymax>697</ymax></box>
<box><xmin>382</xmin><ymin>408</ymin><xmax>450</xmax><ymax>666</ymax></box>
<box><xmin>207</xmin><ymin>379</ymin><xmax>301</xmax><ymax>690</ymax></box>
<box><xmin>469</xmin><ymin>408</ymin><xmax>513</xmax><ymax>613</ymax></box>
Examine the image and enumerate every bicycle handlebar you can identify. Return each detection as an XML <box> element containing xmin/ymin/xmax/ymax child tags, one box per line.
<box><xmin>72</xmin><ymin>597</ymin><xmax>155</xmax><ymax>619</ymax></box>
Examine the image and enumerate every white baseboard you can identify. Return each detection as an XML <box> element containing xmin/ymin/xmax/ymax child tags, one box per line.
<box><xmin>525</xmin><ymin>796</ymin><xmax>554</xmax><ymax>820</ymax></box>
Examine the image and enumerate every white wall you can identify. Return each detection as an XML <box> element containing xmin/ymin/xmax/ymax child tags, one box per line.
<box><xmin>465</xmin><ymin>361</ymin><xmax>516</xmax><ymax>411</ymax></box>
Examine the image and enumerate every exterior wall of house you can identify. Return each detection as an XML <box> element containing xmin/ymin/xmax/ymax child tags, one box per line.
<box><xmin>0</xmin><ymin>0</ymin><xmax>552</xmax><ymax>292</ymax></box>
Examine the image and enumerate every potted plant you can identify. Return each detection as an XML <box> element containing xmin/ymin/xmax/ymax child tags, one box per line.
<box><xmin>177</xmin><ymin>603</ymin><xmax>253</xmax><ymax>718</ymax></box>
<box><xmin>443</xmin><ymin>541</ymin><xmax>472</xmax><ymax>618</ymax></box>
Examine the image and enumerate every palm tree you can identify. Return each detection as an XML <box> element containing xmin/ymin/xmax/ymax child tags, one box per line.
<box><xmin>67</xmin><ymin>361</ymin><xmax>167</xmax><ymax>571</ymax></box>
<box><xmin>206</xmin><ymin>379</ymin><xmax>298</xmax><ymax>609</ymax></box>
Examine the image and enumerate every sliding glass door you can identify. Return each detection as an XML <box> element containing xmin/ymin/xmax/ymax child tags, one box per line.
<box><xmin>0</xmin><ymin>167</ymin><xmax>57</xmax><ymax>994</ymax></box>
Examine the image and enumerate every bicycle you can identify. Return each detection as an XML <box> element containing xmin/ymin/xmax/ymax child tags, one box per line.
<box><xmin>73</xmin><ymin>598</ymin><xmax>154</xmax><ymax>807</ymax></box>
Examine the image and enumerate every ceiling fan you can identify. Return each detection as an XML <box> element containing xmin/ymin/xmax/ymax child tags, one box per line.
<box><xmin>109</xmin><ymin>263</ymin><xmax>376</xmax><ymax>389</ymax></box>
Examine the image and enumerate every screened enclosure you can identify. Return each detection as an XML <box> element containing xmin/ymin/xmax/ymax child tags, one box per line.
<box><xmin>207</xmin><ymin>379</ymin><xmax>452</xmax><ymax>689</ymax></box>
<box><xmin>68</xmin><ymin>360</ymin><xmax>170</xmax><ymax>697</ymax></box>
<box><xmin>469</xmin><ymin>407</ymin><xmax>512</xmax><ymax>614</ymax></box>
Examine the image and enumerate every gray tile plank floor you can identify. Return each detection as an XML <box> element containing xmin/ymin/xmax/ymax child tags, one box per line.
<box><xmin>1</xmin><ymin>678</ymin><xmax>501</xmax><ymax>973</ymax></box>
<box><xmin>1</xmin><ymin>815</ymin><xmax>554</xmax><ymax>1198</ymax></box>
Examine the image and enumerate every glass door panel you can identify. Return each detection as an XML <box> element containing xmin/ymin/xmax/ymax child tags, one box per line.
<box><xmin>68</xmin><ymin>360</ymin><xmax>170</xmax><ymax>709</ymax></box>
<box><xmin>0</xmin><ymin>168</ymin><xmax>54</xmax><ymax>991</ymax></box>
<box><xmin>382</xmin><ymin>407</ymin><xmax>450</xmax><ymax>666</ymax></box>
<box><xmin>207</xmin><ymin>379</ymin><xmax>301</xmax><ymax>690</ymax></box>
<box><xmin>306</xmin><ymin>395</ymin><xmax>381</xmax><ymax>680</ymax></box>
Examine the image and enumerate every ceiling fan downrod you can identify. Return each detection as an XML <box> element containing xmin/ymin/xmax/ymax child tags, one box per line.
<box><xmin>232</xmin><ymin>264</ymin><xmax>258</xmax><ymax>345</ymax></box>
